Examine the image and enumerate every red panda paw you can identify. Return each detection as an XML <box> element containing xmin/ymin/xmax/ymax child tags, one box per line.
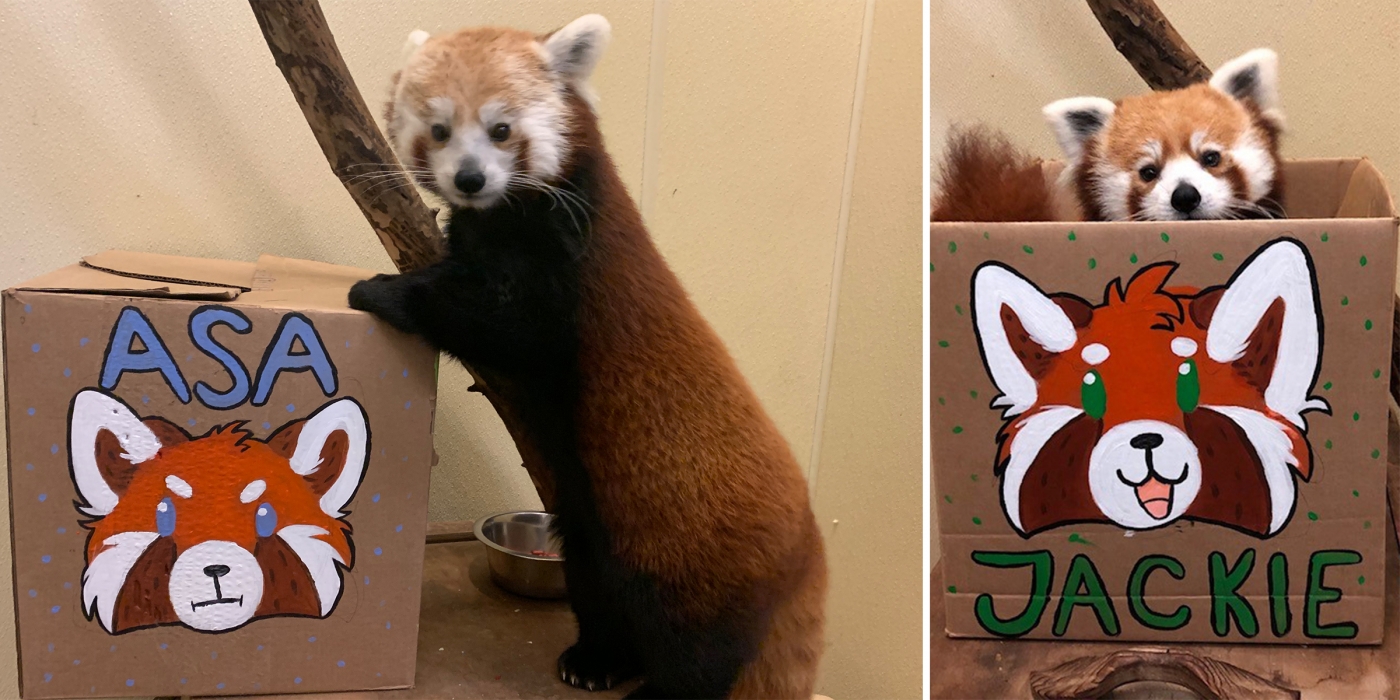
<box><xmin>557</xmin><ymin>642</ymin><xmax>637</xmax><ymax>692</ymax></box>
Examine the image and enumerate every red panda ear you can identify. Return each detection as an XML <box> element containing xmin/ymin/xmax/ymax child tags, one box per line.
<box><xmin>973</xmin><ymin>263</ymin><xmax>1082</xmax><ymax>417</ymax></box>
<box><xmin>69</xmin><ymin>389</ymin><xmax>165</xmax><ymax>517</ymax></box>
<box><xmin>89</xmin><ymin>417</ymin><xmax>190</xmax><ymax>497</ymax></box>
<box><xmin>268</xmin><ymin>398</ymin><xmax>369</xmax><ymax>518</ymax></box>
<box><xmin>1188</xmin><ymin>287</ymin><xmax>1226</xmax><ymax>329</ymax></box>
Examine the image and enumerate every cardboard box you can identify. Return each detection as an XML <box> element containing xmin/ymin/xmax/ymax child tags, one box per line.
<box><xmin>930</xmin><ymin>158</ymin><xmax>1398</xmax><ymax>643</ymax></box>
<box><xmin>3</xmin><ymin>252</ymin><xmax>438</xmax><ymax>697</ymax></box>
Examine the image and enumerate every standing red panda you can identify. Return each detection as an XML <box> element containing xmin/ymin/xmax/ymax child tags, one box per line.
<box><xmin>348</xmin><ymin>15</ymin><xmax>826</xmax><ymax>699</ymax></box>
<box><xmin>933</xmin><ymin>49</ymin><xmax>1285</xmax><ymax>222</ymax></box>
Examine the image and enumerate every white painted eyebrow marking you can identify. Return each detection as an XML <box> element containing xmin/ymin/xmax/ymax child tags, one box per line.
<box><xmin>1171</xmin><ymin>337</ymin><xmax>1199</xmax><ymax>357</ymax></box>
<box><xmin>165</xmin><ymin>475</ymin><xmax>193</xmax><ymax>499</ymax></box>
<box><xmin>1081</xmin><ymin>343</ymin><xmax>1110</xmax><ymax>365</ymax></box>
<box><xmin>240</xmin><ymin>480</ymin><xmax>267</xmax><ymax>504</ymax></box>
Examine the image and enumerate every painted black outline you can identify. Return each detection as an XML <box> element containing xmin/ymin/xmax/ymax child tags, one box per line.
<box><xmin>188</xmin><ymin>305</ymin><xmax>254</xmax><ymax>410</ymax></box>
<box><xmin>1303</xmin><ymin>549</ymin><xmax>1362</xmax><ymax>640</ymax></box>
<box><xmin>1209</xmin><ymin>549</ymin><xmax>1260</xmax><ymax>639</ymax></box>
<box><xmin>1125</xmin><ymin>554</ymin><xmax>1190</xmax><ymax>632</ymax></box>
<box><xmin>65</xmin><ymin>388</ymin><xmax>371</xmax><ymax>636</ymax></box>
<box><xmin>970</xmin><ymin>549</ymin><xmax>1054</xmax><ymax>638</ymax></box>
<box><xmin>250</xmin><ymin>312</ymin><xmax>339</xmax><ymax>407</ymax></box>
<box><xmin>100</xmin><ymin>305</ymin><xmax>191</xmax><ymax>404</ymax></box>
<box><xmin>1052</xmin><ymin>553</ymin><xmax>1121</xmax><ymax>638</ymax></box>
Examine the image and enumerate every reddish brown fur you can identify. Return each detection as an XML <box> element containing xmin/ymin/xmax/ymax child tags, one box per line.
<box><xmin>562</xmin><ymin>95</ymin><xmax>826</xmax><ymax>699</ymax></box>
<box><xmin>932</xmin><ymin>126</ymin><xmax>1053</xmax><ymax>222</ymax></box>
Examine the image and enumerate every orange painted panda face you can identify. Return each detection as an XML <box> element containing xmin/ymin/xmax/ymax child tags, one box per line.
<box><xmin>1044</xmin><ymin>49</ymin><xmax>1284</xmax><ymax>221</ymax></box>
<box><xmin>69</xmin><ymin>390</ymin><xmax>368</xmax><ymax>634</ymax></box>
<box><xmin>383</xmin><ymin>15</ymin><xmax>610</xmax><ymax>210</ymax></box>
<box><xmin>973</xmin><ymin>239</ymin><xmax>1326</xmax><ymax>538</ymax></box>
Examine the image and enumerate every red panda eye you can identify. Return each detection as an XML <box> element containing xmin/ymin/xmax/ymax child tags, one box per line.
<box><xmin>489</xmin><ymin>123</ymin><xmax>511</xmax><ymax>142</ymax></box>
<box><xmin>1201</xmin><ymin>150</ymin><xmax>1222</xmax><ymax>168</ymax></box>
<box><xmin>430</xmin><ymin>124</ymin><xmax>451</xmax><ymax>142</ymax></box>
<box><xmin>1138</xmin><ymin>165</ymin><xmax>1159</xmax><ymax>182</ymax></box>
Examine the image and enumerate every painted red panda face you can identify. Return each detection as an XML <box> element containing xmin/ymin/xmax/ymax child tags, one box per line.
<box><xmin>69</xmin><ymin>390</ymin><xmax>369</xmax><ymax>634</ymax></box>
<box><xmin>973</xmin><ymin>239</ymin><xmax>1326</xmax><ymax>537</ymax></box>
<box><xmin>382</xmin><ymin>15</ymin><xmax>610</xmax><ymax>210</ymax></box>
<box><xmin>1044</xmin><ymin>49</ymin><xmax>1284</xmax><ymax>221</ymax></box>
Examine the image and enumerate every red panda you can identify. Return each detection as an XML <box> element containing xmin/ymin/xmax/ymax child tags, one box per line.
<box><xmin>349</xmin><ymin>15</ymin><xmax>826</xmax><ymax>699</ymax></box>
<box><xmin>933</xmin><ymin>49</ymin><xmax>1284</xmax><ymax>222</ymax></box>
<box><xmin>69</xmin><ymin>389</ymin><xmax>368</xmax><ymax>634</ymax></box>
<box><xmin>972</xmin><ymin>239</ymin><xmax>1326</xmax><ymax>537</ymax></box>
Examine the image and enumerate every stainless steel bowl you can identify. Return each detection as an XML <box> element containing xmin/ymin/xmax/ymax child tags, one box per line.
<box><xmin>474</xmin><ymin>511</ymin><xmax>567</xmax><ymax>599</ymax></box>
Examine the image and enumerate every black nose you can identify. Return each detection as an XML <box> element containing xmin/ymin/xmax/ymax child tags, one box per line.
<box><xmin>1171</xmin><ymin>184</ymin><xmax>1201</xmax><ymax>214</ymax></box>
<box><xmin>454</xmin><ymin>170</ymin><xmax>486</xmax><ymax>194</ymax></box>
<box><xmin>1130</xmin><ymin>433</ymin><xmax>1164</xmax><ymax>451</ymax></box>
<box><xmin>203</xmin><ymin>564</ymin><xmax>230</xmax><ymax>579</ymax></box>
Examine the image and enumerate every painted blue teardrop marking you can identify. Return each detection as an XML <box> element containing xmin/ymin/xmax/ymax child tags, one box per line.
<box><xmin>256</xmin><ymin>503</ymin><xmax>278</xmax><ymax>538</ymax></box>
<box><xmin>156</xmin><ymin>497</ymin><xmax>176</xmax><ymax>537</ymax></box>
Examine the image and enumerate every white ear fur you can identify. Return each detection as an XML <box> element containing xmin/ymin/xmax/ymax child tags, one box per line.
<box><xmin>542</xmin><ymin>14</ymin><xmax>611</xmax><ymax>82</ymax></box>
<box><xmin>69</xmin><ymin>390</ymin><xmax>162</xmax><ymax>517</ymax></box>
<box><xmin>1043</xmin><ymin>97</ymin><xmax>1115</xmax><ymax>162</ymax></box>
<box><xmin>1210</xmin><ymin>48</ymin><xmax>1280</xmax><ymax>116</ymax></box>
<box><xmin>287</xmin><ymin>398</ymin><xmax>369</xmax><ymax>518</ymax></box>
<box><xmin>1205</xmin><ymin>239</ymin><xmax>1327</xmax><ymax>427</ymax></box>
<box><xmin>973</xmin><ymin>264</ymin><xmax>1078</xmax><ymax>417</ymax></box>
<box><xmin>401</xmin><ymin>29</ymin><xmax>430</xmax><ymax>62</ymax></box>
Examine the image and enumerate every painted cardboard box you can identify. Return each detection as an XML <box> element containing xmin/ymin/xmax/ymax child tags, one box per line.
<box><xmin>3</xmin><ymin>251</ymin><xmax>438</xmax><ymax>697</ymax></box>
<box><xmin>930</xmin><ymin>158</ymin><xmax>1398</xmax><ymax>643</ymax></box>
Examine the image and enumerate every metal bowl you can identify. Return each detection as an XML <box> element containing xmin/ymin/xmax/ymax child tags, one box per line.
<box><xmin>473</xmin><ymin>511</ymin><xmax>567</xmax><ymax>599</ymax></box>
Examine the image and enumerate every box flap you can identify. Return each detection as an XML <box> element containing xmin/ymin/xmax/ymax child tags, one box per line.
<box><xmin>239</xmin><ymin>254</ymin><xmax>379</xmax><ymax>311</ymax></box>
<box><xmin>1335</xmin><ymin>157</ymin><xmax>1398</xmax><ymax>218</ymax></box>
<box><xmin>8</xmin><ymin>250</ymin><xmax>255</xmax><ymax>300</ymax></box>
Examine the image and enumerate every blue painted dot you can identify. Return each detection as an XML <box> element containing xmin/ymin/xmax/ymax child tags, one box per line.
<box><xmin>385</xmin><ymin>622</ymin><xmax>392</xmax><ymax>629</ymax></box>
<box><xmin>43</xmin><ymin>673</ymin><xmax>51</xmax><ymax>683</ymax></box>
<box><xmin>50</xmin><ymin>606</ymin><xmax>60</xmax><ymax>614</ymax></box>
<box><xmin>141</xmin><ymin>395</ymin><xmax>149</xmax><ymax>405</ymax></box>
<box><xmin>62</xmin><ymin>582</ymin><xmax>71</xmax><ymax>589</ymax></box>
<box><xmin>396</xmin><ymin>524</ymin><xmax>403</xmax><ymax>533</ymax></box>
<box><xmin>257</xmin><ymin>645</ymin><xmax>264</xmax><ymax>651</ymax></box>
<box><xmin>31</xmin><ymin>343</ymin><xmax>40</xmax><ymax>353</ymax></box>
<box><xmin>41</xmin><ymin>555</ymin><xmax>51</xmax><ymax>564</ymax></box>
<box><xmin>217</xmin><ymin>683</ymin><xmax>225</xmax><ymax>690</ymax></box>
<box><xmin>295</xmin><ymin>677</ymin><xmax>303</xmax><ymax>685</ymax></box>
<box><xmin>79</xmin><ymin>337</ymin><xmax>89</xmax><ymax>347</ymax></box>
<box><xmin>262</xmin><ymin>422</ymin><xmax>272</xmax><ymax>430</ymax></box>
<box><xmin>126</xmin><ymin>679</ymin><xmax>134</xmax><ymax>687</ymax></box>
<box><xmin>402</xmin><ymin>455</ymin><xmax>408</xmax><ymax>462</ymax></box>
<box><xmin>24</xmin><ymin>463</ymin><xmax>34</xmax><ymax>472</ymax></box>
<box><xmin>286</xmin><ymin>403</ymin><xmax>295</xmax><ymax>413</ymax></box>
<box><xmin>211</xmin><ymin>651</ymin><xmax>218</xmax><ymax>659</ymax></box>
<box><xmin>379</xmin><ymin>370</ymin><xmax>387</xmax><ymax>379</ymax></box>
<box><xmin>72</xmin><ymin>660</ymin><xmax>80</xmax><ymax>665</ymax></box>
<box><xmin>180</xmin><ymin>678</ymin><xmax>187</xmax><ymax>684</ymax></box>
<box><xmin>109</xmin><ymin>646</ymin><xmax>116</xmax><ymax>652</ymax></box>
<box><xmin>402</xmin><ymin>369</ymin><xmax>408</xmax><ymax>377</ymax></box>
<box><xmin>364</xmin><ymin>576</ymin><xmax>370</xmax><ymax>585</ymax></box>
<box><xmin>56</xmin><ymin>527</ymin><xmax>65</xmax><ymax>534</ymax></box>
<box><xmin>159</xmin><ymin>643</ymin><xmax>167</xmax><ymax>650</ymax></box>
<box><xmin>374</xmin><ymin>547</ymin><xmax>383</xmax><ymax>556</ymax></box>
<box><xmin>27</xmin><ymin>590</ymin><xmax>36</xmax><ymax>597</ymax></box>
<box><xmin>367</xmin><ymin>327</ymin><xmax>375</xmax><ymax>335</ymax></box>
<box><xmin>49</xmin><ymin>444</ymin><xmax>58</xmax><ymax>454</ymax></box>
<box><xmin>308</xmin><ymin>636</ymin><xmax>316</xmax><ymax>643</ymax></box>
<box><xmin>372</xmin><ymin>493</ymin><xmax>381</xmax><ymax>503</ymax></box>
<box><xmin>187</xmin><ymin>418</ymin><xmax>197</xmax><ymax>427</ymax></box>
<box><xmin>27</xmin><ymin>407</ymin><xmax>35</xmax><ymax>416</ymax></box>
<box><xmin>345</xmin><ymin>340</ymin><xmax>351</xmax><ymax>348</ymax></box>
<box><xmin>404</xmin><ymin>401</ymin><xmax>412</xmax><ymax>410</ymax></box>
<box><xmin>62</xmin><ymin>368</ymin><xmax>70</xmax><ymax>377</ymax></box>
<box><xmin>338</xmin><ymin>660</ymin><xmax>346</xmax><ymax>668</ymax></box>
<box><xmin>24</xmin><ymin>304</ymin><xmax>31</xmax><ymax>313</ymax></box>
<box><xmin>48</xmin><ymin>643</ymin><xmax>54</xmax><ymax>652</ymax></box>
<box><xmin>38</xmin><ymin>493</ymin><xmax>48</xmax><ymax>502</ymax></box>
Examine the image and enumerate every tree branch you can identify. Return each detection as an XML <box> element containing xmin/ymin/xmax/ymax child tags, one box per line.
<box><xmin>1085</xmin><ymin>0</ymin><xmax>1211</xmax><ymax>89</ymax></box>
<box><xmin>248</xmin><ymin>0</ymin><xmax>556</xmax><ymax>510</ymax></box>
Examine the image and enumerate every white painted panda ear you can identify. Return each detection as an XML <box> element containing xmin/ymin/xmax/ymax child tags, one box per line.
<box><xmin>284</xmin><ymin>398</ymin><xmax>369</xmax><ymax>519</ymax></box>
<box><xmin>69</xmin><ymin>390</ymin><xmax>162</xmax><ymax>517</ymax></box>
<box><xmin>973</xmin><ymin>264</ymin><xmax>1079</xmax><ymax>417</ymax></box>
<box><xmin>401</xmin><ymin>29</ymin><xmax>430</xmax><ymax>62</ymax></box>
<box><xmin>1043</xmin><ymin>97</ymin><xmax>1115</xmax><ymax>162</ymax></box>
<box><xmin>1205</xmin><ymin>239</ymin><xmax>1327</xmax><ymax>428</ymax></box>
<box><xmin>542</xmin><ymin>14</ymin><xmax>611</xmax><ymax>82</ymax></box>
<box><xmin>1210</xmin><ymin>48</ymin><xmax>1280</xmax><ymax>116</ymax></box>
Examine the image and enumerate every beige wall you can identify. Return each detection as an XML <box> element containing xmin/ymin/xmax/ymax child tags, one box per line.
<box><xmin>929</xmin><ymin>0</ymin><xmax>1400</xmax><ymax>566</ymax></box>
<box><xmin>0</xmin><ymin>1</ymin><xmax>922</xmax><ymax>698</ymax></box>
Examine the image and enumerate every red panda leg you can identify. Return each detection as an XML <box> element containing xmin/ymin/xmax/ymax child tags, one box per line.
<box><xmin>728</xmin><ymin>530</ymin><xmax>827</xmax><ymax>700</ymax></box>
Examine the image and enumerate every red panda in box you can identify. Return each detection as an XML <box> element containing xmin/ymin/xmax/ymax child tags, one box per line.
<box><xmin>69</xmin><ymin>389</ymin><xmax>368</xmax><ymax>634</ymax></box>
<box><xmin>348</xmin><ymin>15</ymin><xmax>825</xmax><ymax>699</ymax></box>
<box><xmin>972</xmin><ymin>238</ymin><xmax>1327</xmax><ymax>537</ymax></box>
<box><xmin>933</xmin><ymin>49</ymin><xmax>1285</xmax><ymax>222</ymax></box>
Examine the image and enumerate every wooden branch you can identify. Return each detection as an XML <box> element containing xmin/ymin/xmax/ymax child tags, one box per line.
<box><xmin>249</xmin><ymin>0</ymin><xmax>556</xmax><ymax>511</ymax></box>
<box><xmin>1029</xmin><ymin>647</ymin><xmax>1299</xmax><ymax>700</ymax></box>
<box><xmin>1085</xmin><ymin>0</ymin><xmax>1211</xmax><ymax>90</ymax></box>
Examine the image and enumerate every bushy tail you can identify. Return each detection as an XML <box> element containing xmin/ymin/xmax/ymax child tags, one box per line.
<box><xmin>931</xmin><ymin>126</ymin><xmax>1054</xmax><ymax>222</ymax></box>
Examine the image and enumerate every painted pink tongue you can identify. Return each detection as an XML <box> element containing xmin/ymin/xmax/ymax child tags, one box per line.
<box><xmin>1136</xmin><ymin>478</ymin><xmax>1172</xmax><ymax>520</ymax></box>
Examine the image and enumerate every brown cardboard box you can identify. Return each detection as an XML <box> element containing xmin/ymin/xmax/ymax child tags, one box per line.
<box><xmin>3</xmin><ymin>252</ymin><xmax>438</xmax><ymax>697</ymax></box>
<box><xmin>929</xmin><ymin>158</ymin><xmax>1398</xmax><ymax>643</ymax></box>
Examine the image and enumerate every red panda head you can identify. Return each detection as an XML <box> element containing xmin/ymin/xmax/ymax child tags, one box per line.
<box><xmin>382</xmin><ymin>15</ymin><xmax>610</xmax><ymax>210</ymax></box>
<box><xmin>972</xmin><ymin>239</ymin><xmax>1326</xmax><ymax>537</ymax></box>
<box><xmin>1043</xmin><ymin>49</ymin><xmax>1283</xmax><ymax>221</ymax></box>
<box><xmin>69</xmin><ymin>390</ymin><xmax>369</xmax><ymax>634</ymax></box>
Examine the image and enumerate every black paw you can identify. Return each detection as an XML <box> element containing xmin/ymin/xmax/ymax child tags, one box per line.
<box><xmin>347</xmin><ymin>274</ymin><xmax>397</xmax><ymax>312</ymax></box>
<box><xmin>558</xmin><ymin>643</ymin><xmax>636</xmax><ymax>692</ymax></box>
